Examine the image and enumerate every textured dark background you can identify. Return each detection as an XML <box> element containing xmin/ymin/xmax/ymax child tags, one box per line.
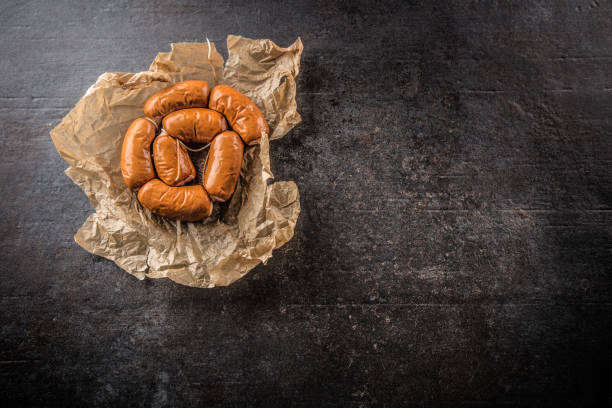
<box><xmin>1</xmin><ymin>0</ymin><xmax>612</xmax><ymax>406</ymax></box>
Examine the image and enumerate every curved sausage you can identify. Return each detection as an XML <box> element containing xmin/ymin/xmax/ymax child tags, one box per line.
<box><xmin>144</xmin><ymin>80</ymin><xmax>210</xmax><ymax>123</ymax></box>
<box><xmin>203</xmin><ymin>131</ymin><xmax>244</xmax><ymax>202</ymax></box>
<box><xmin>152</xmin><ymin>133</ymin><xmax>196</xmax><ymax>187</ymax></box>
<box><xmin>162</xmin><ymin>108</ymin><xmax>227</xmax><ymax>144</ymax></box>
<box><xmin>137</xmin><ymin>179</ymin><xmax>213</xmax><ymax>221</ymax></box>
<box><xmin>208</xmin><ymin>85</ymin><xmax>269</xmax><ymax>146</ymax></box>
<box><xmin>121</xmin><ymin>118</ymin><xmax>157</xmax><ymax>190</ymax></box>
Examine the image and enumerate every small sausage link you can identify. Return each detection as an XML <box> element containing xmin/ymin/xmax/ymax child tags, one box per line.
<box><xmin>137</xmin><ymin>179</ymin><xmax>213</xmax><ymax>221</ymax></box>
<box><xmin>144</xmin><ymin>80</ymin><xmax>210</xmax><ymax>124</ymax></box>
<box><xmin>162</xmin><ymin>108</ymin><xmax>227</xmax><ymax>144</ymax></box>
<box><xmin>208</xmin><ymin>85</ymin><xmax>268</xmax><ymax>146</ymax></box>
<box><xmin>152</xmin><ymin>133</ymin><xmax>196</xmax><ymax>187</ymax></box>
<box><xmin>203</xmin><ymin>131</ymin><xmax>244</xmax><ymax>202</ymax></box>
<box><xmin>121</xmin><ymin>118</ymin><xmax>157</xmax><ymax>190</ymax></box>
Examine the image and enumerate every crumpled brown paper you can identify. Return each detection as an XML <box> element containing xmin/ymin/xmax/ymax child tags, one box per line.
<box><xmin>50</xmin><ymin>35</ymin><xmax>303</xmax><ymax>287</ymax></box>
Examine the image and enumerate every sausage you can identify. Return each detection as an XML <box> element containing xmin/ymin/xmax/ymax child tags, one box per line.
<box><xmin>144</xmin><ymin>80</ymin><xmax>210</xmax><ymax>123</ymax></box>
<box><xmin>120</xmin><ymin>118</ymin><xmax>157</xmax><ymax>190</ymax></box>
<box><xmin>208</xmin><ymin>85</ymin><xmax>269</xmax><ymax>146</ymax></box>
<box><xmin>203</xmin><ymin>131</ymin><xmax>244</xmax><ymax>202</ymax></box>
<box><xmin>152</xmin><ymin>133</ymin><xmax>196</xmax><ymax>187</ymax></box>
<box><xmin>137</xmin><ymin>179</ymin><xmax>213</xmax><ymax>221</ymax></box>
<box><xmin>162</xmin><ymin>108</ymin><xmax>228</xmax><ymax>144</ymax></box>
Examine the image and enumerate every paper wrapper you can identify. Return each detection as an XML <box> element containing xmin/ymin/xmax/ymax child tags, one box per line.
<box><xmin>50</xmin><ymin>36</ymin><xmax>303</xmax><ymax>287</ymax></box>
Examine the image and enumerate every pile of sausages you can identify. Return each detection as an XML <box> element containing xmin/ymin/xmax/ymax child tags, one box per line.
<box><xmin>120</xmin><ymin>80</ymin><xmax>268</xmax><ymax>221</ymax></box>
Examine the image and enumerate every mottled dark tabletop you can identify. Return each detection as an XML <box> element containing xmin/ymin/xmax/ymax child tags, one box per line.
<box><xmin>1</xmin><ymin>0</ymin><xmax>612</xmax><ymax>406</ymax></box>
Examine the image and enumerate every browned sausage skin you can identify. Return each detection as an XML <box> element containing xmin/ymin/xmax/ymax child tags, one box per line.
<box><xmin>203</xmin><ymin>131</ymin><xmax>244</xmax><ymax>202</ymax></box>
<box><xmin>121</xmin><ymin>118</ymin><xmax>157</xmax><ymax>190</ymax></box>
<box><xmin>208</xmin><ymin>85</ymin><xmax>268</xmax><ymax>146</ymax></box>
<box><xmin>152</xmin><ymin>133</ymin><xmax>196</xmax><ymax>187</ymax></box>
<box><xmin>162</xmin><ymin>108</ymin><xmax>227</xmax><ymax>144</ymax></box>
<box><xmin>144</xmin><ymin>80</ymin><xmax>210</xmax><ymax>124</ymax></box>
<box><xmin>124</xmin><ymin>81</ymin><xmax>268</xmax><ymax>220</ymax></box>
<box><xmin>137</xmin><ymin>179</ymin><xmax>213</xmax><ymax>221</ymax></box>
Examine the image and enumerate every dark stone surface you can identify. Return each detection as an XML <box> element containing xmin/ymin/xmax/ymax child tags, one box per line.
<box><xmin>1</xmin><ymin>0</ymin><xmax>611</xmax><ymax>406</ymax></box>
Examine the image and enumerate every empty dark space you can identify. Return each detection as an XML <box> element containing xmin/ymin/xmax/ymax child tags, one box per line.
<box><xmin>1</xmin><ymin>1</ymin><xmax>611</xmax><ymax>406</ymax></box>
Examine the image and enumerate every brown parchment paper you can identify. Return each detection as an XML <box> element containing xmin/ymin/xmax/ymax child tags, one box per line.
<box><xmin>50</xmin><ymin>35</ymin><xmax>304</xmax><ymax>287</ymax></box>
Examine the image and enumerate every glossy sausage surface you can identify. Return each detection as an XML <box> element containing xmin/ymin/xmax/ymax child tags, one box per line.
<box><xmin>208</xmin><ymin>85</ymin><xmax>268</xmax><ymax>146</ymax></box>
<box><xmin>203</xmin><ymin>131</ymin><xmax>244</xmax><ymax>202</ymax></box>
<box><xmin>137</xmin><ymin>179</ymin><xmax>213</xmax><ymax>221</ymax></box>
<box><xmin>144</xmin><ymin>80</ymin><xmax>210</xmax><ymax>123</ymax></box>
<box><xmin>162</xmin><ymin>108</ymin><xmax>227</xmax><ymax>144</ymax></box>
<box><xmin>121</xmin><ymin>118</ymin><xmax>157</xmax><ymax>190</ymax></box>
<box><xmin>152</xmin><ymin>133</ymin><xmax>196</xmax><ymax>187</ymax></box>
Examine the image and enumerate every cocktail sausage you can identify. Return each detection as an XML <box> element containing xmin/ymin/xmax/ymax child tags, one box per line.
<box><xmin>120</xmin><ymin>118</ymin><xmax>157</xmax><ymax>190</ymax></box>
<box><xmin>137</xmin><ymin>179</ymin><xmax>213</xmax><ymax>221</ymax></box>
<box><xmin>152</xmin><ymin>133</ymin><xmax>195</xmax><ymax>187</ymax></box>
<box><xmin>203</xmin><ymin>131</ymin><xmax>244</xmax><ymax>202</ymax></box>
<box><xmin>144</xmin><ymin>80</ymin><xmax>210</xmax><ymax>123</ymax></box>
<box><xmin>162</xmin><ymin>108</ymin><xmax>227</xmax><ymax>144</ymax></box>
<box><xmin>208</xmin><ymin>85</ymin><xmax>268</xmax><ymax>145</ymax></box>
